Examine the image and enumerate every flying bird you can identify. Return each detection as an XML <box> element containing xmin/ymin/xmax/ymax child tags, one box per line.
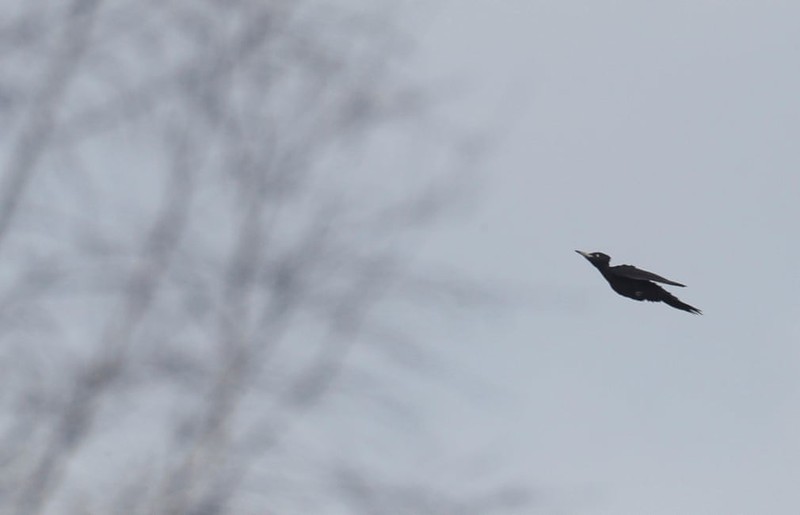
<box><xmin>575</xmin><ymin>250</ymin><xmax>701</xmax><ymax>314</ymax></box>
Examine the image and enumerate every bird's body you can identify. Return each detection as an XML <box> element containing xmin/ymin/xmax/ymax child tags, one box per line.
<box><xmin>576</xmin><ymin>250</ymin><xmax>701</xmax><ymax>314</ymax></box>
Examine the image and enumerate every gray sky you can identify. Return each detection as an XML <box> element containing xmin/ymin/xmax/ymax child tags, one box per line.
<box><xmin>3</xmin><ymin>1</ymin><xmax>797</xmax><ymax>513</ymax></box>
<box><xmin>391</xmin><ymin>1</ymin><xmax>800</xmax><ymax>513</ymax></box>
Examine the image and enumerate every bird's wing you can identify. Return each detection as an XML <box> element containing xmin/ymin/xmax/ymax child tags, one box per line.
<box><xmin>611</xmin><ymin>264</ymin><xmax>686</xmax><ymax>287</ymax></box>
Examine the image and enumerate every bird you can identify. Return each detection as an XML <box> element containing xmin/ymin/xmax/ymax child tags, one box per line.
<box><xmin>575</xmin><ymin>250</ymin><xmax>701</xmax><ymax>314</ymax></box>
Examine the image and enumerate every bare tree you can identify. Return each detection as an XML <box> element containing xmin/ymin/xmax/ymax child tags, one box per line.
<box><xmin>0</xmin><ymin>1</ymin><xmax>527</xmax><ymax>513</ymax></box>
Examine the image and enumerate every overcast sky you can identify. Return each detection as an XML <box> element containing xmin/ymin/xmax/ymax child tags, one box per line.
<box><xmin>380</xmin><ymin>1</ymin><xmax>800</xmax><ymax>513</ymax></box>
<box><xmin>5</xmin><ymin>2</ymin><xmax>797</xmax><ymax>513</ymax></box>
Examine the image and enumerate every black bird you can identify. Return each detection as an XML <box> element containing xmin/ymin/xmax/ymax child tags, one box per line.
<box><xmin>576</xmin><ymin>251</ymin><xmax>701</xmax><ymax>314</ymax></box>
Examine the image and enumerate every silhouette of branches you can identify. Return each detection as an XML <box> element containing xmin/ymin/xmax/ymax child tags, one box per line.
<box><xmin>0</xmin><ymin>1</ymin><xmax>528</xmax><ymax>514</ymax></box>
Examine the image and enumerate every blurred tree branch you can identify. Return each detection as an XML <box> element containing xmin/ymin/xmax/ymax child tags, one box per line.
<box><xmin>0</xmin><ymin>1</ymin><xmax>528</xmax><ymax>514</ymax></box>
<box><xmin>0</xmin><ymin>0</ymin><xmax>102</xmax><ymax>252</ymax></box>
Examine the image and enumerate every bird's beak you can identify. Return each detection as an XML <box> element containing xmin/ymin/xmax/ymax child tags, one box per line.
<box><xmin>575</xmin><ymin>250</ymin><xmax>591</xmax><ymax>258</ymax></box>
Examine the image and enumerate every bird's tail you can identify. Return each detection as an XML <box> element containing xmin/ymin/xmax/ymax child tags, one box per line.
<box><xmin>663</xmin><ymin>294</ymin><xmax>702</xmax><ymax>315</ymax></box>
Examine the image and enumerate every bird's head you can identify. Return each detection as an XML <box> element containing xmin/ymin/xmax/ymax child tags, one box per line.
<box><xmin>575</xmin><ymin>250</ymin><xmax>611</xmax><ymax>268</ymax></box>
